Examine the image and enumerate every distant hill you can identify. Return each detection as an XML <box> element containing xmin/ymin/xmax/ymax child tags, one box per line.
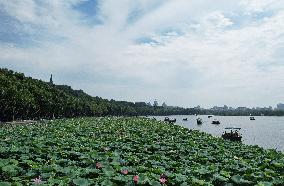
<box><xmin>0</xmin><ymin>68</ymin><xmax>160</xmax><ymax>121</ymax></box>
<box><xmin>1</xmin><ymin>68</ymin><xmax>193</xmax><ymax>121</ymax></box>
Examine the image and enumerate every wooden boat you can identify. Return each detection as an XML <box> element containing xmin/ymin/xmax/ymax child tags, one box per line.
<box><xmin>250</xmin><ymin>116</ymin><xmax>255</xmax><ymax>120</ymax></box>
<box><xmin>208</xmin><ymin>115</ymin><xmax>213</xmax><ymax>118</ymax></box>
<box><xmin>168</xmin><ymin>119</ymin><xmax>176</xmax><ymax>123</ymax></box>
<box><xmin>183</xmin><ymin>118</ymin><xmax>188</xmax><ymax>121</ymax></box>
<box><xmin>222</xmin><ymin>127</ymin><xmax>242</xmax><ymax>141</ymax></box>
<box><xmin>164</xmin><ymin>117</ymin><xmax>176</xmax><ymax>123</ymax></box>
<box><xmin>212</xmin><ymin>119</ymin><xmax>220</xmax><ymax>124</ymax></box>
<box><xmin>196</xmin><ymin>118</ymin><xmax>202</xmax><ymax>125</ymax></box>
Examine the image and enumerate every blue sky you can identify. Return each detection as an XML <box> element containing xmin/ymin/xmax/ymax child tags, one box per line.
<box><xmin>1</xmin><ymin>0</ymin><xmax>284</xmax><ymax>108</ymax></box>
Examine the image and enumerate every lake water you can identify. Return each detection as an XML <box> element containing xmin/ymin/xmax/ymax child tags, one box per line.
<box><xmin>149</xmin><ymin>115</ymin><xmax>284</xmax><ymax>152</ymax></box>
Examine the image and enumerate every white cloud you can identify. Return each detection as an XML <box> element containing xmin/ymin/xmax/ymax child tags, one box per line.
<box><xmin>1</xmin><ymin>0</ymin><xmax>284</xmax><ymax>107</ymax></box>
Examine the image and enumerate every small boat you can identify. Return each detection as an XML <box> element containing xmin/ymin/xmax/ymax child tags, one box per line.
<box><xmin>208</xmin><ymin>115</ymin><xmax>213</xmax><ymax>118</ymax></box>
<box><xmin>168</xmin><ymin>119</ymin><xmax>176</xmax><ymax>123</ymax></box>
<box><xmin>250</xmin><ymin>116</ymin><xmax>255</xmax><ymax>120</ymax></box>
<box><xmin>164</xmin><ymin>117</ymin><xmax>176</xmax><ymax>123</ymax></box>
<box><xmin>212</xmin><ymin>119</ymin><xmax>220</xmax><ymax>124</ymax></box>
<box><xmin>222</xmin><ymin>127</ymin><xmax>242</xmax><ymax>141</ymax></box>
<box><xmin>196</xmin><ymin>118</ymin><xmax>202</xmax><ymax>125</ymax></box>
<box><xmin>183</xmin><ymin>118</ymin><xmax>188</xmax><ymax>121</ymax></box>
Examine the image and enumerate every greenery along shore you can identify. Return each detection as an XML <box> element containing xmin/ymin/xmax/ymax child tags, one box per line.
<box><xmin>1</xmin><ymin>68</ymin><xmax>284</xmax><ymax>122</ymax></box>
<box><xmin>0</xmin><ymin>117</ymin><xmax>283</xmax><ymax>185</ymax></box>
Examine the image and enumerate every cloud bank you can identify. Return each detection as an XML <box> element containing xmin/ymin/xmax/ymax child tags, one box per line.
<box><xmin>1</xmin><ymin>0</ymin><xmax>284</xmax><ymax>108</ymax></box>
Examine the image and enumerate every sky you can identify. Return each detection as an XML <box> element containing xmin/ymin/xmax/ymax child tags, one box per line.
<box><xmin>1</xmin><ymin>0</ymin><xmax>284</xmax><ymax>108</ymax></box>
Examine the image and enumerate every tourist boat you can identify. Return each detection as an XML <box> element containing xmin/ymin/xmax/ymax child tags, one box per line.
<box><xmin>212</xmin><ymin>119</ymin><xmax>220</xmax><ymax>124</ymax></box>
<box><xmin>222</xmin><ymin>127</ymin><xmax>242</xmax><ymax>141</ymax></box>
<box><xmin>250</xmin><ymin>116</ymin><xmax>255</xmax><ymax>120</ymax></box>
<box><xmin>164</xmin><ymin>117</ymin><xmax>176</xmax><ymax>123</ymax></box>
<box><xmin>196</xmin><ymin>118</ymin><xmax>202</xmax><ymax>125</ymax></box>
<box><xmin>208</xmin><ymin>115</ymin><xmax>213</xmax><ymax>118</ymax></box>
<box><xmin>169</xmin><ymin>119</ymin><xmax>176</xmax><ymax>123</ymax></box>
<box><xmin>183</xmin><ymin>118</ymin><xmax>188</xmax><ymax>121</ymax></box>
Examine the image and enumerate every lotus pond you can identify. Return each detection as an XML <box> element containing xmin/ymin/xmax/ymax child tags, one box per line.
<box><xmin>0</xmin><ymin>117</ymin><xmax>283</xmax><ymax>185</ymax></box>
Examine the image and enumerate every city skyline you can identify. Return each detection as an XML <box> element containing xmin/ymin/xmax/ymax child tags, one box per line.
<box><xmin>144</xmin><ymin>100</ymin><xmax>284</xmax><ymax>110</ymax></box>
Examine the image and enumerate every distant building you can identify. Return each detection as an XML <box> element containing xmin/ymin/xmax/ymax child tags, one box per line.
<box><xmin>211</xmin><ymin>105</ymin><xmax>228</xmax><ymax>111</ymax></box>
<box><xmin>49</xmin><ymin>74</ymin><xmax>53</xmax><ymax>84</ymax></box>
<box><xmin>153</xmin><ymin>100</ymin><xmax>158</xmax><ymax>107</ymax></box>
<box><xmin>255</xmin><ymin>106</ymin><xmax>273</xmax><ymax>111</ymax></box>
<box><xmin>277</xmin><ymin>103</ymin><xmax>284</xmax><ymax>110</ymax></box>
<box><xmin>236</xmin><ymin>107</ymin><xmax>248</xmax><ymax>111</ymax></box>
<box><xmin>146</xmin><ymin>102</ymin><xmax>152</xmax><ymax>107</ymax></box>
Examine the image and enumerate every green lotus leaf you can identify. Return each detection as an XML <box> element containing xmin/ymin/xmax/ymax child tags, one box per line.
<box><xmin>73</xmin><ymin>178</ymin><xmax>90</xmax><ymax>186</ymax></box>
<box><xmin>213</xmin><ymin>174</ymin><xmax>229</xmax><ymax>182</ymax></box>
<box><xmin>149</xmin><ymin>180</ymin><xmax>161</xmax><ymax>186</ymax></box>
<box><xmin>231</xmin><ymin>175</ymin><xmax>252</xmax><ymax>184</ymax></box>
<box><xmin>256</xmin><ymin>182</ymin><xmax>273</xmax><ymax>186</ymax></box>
<box><xmin>100</xmin><ymin>179</ymin><xmax>114</xmax><ymax>186</ymax></box>
<box><xmin>174</xmin><ymin>173</ymin><xmax>187</xmax><ymax>183</ymax></box>
<box><xmin>0</xmin><ymin>182</ymin><xmax>12</xmax><ymax>186</ymax></box>
<box><xmin>102</xmin><ymin>166</ymin><xmax>115</xmax><ymax>177</ymax></box>
<box><xmin>2</xmin><ymin>165</ymin><xmax>19</xmax><ymax>177</ymax></box>
<box><xmin>139</xmin><ymin>174</ymin><xmax>150</xmax><ymax>184</ymax></box>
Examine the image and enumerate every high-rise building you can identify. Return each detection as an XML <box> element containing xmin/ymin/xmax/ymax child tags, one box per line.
<box><xmin>277</xmin><ymin>103</ymin><xmax>284</xmax><ymax>110</ymax></box>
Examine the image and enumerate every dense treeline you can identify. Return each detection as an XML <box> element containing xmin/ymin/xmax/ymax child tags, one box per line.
<box><xmin>1</xmin><ymin>68</ymin><xmax>284</xmax><ymax>122</ymax></box>
<box><xmin>0</xmin><ymin>68</ymin><xmax>186</xmax><ymax>121</ymax></box>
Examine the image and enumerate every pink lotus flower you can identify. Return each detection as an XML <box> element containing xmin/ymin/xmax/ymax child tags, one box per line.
<box><xmin>96</xmin><ymin>162</ymin><xmax>102</xmax><ymax>169</ymax></box>
<box><xmin>33</xmin><ymin>176</ymin><xmax>42</xmax><ymax>185</ymax></box>
<box><xmin>121</xmin><ymin>169</ymin><xmax>128</xmax><ymax>175</ymax></box>
<box><xmin>159</xmin><ymin>178</ymin><xmax>167</xmax><ymax>184</ymax></box>
<box><xmin>133</xmin><ymin>175</ymin><xmax>139</xmax><ymax>183</ymax></box>
<box><xmin>159</xmin><ymin>174</ymin><xmax>168</xmax><ymax>185</ymax></box>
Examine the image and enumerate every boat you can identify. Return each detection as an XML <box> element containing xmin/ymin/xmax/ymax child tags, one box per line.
<box><xmin>196</xmin><ymin>118</ymin><xmax>202</xmax><ymax>125</ymax></box>
<box><xmin>164</xmin><ymin>117</ymin><xmax>176</xmax><ymax>123</ymax></box>
<box><xmin>222</xmin><ymin>127</ymin><xmax>242</xmax><ymax>141</ymax></box>
<box><xmin>250</xmin><ymin>116</ymin><xmax>255</xmax><ymax>120</ymax></box>
<box><xmin>208</xmin><ymin>115</ymin><xmax>213</xmax><ymax>118</ymax></box>
<box><xmin>212</xmin><ymin>119</ymin><xmax>220</xmax><ymax>124</ymax></box>
<box><xmin>183</xmin><ymin>118</ymin><xmax>188</xmax><ymax>121</ymax></box>
<box><xmin>168</xmin><ymin>119</ymin><xmax>176</xmax><ymax>123</ymax></box>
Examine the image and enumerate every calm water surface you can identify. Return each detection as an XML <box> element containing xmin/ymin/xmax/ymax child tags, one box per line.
<box><xmin>149</xmin><ymin>115</ymin><xmax>284</xmax><ymax>152</ymax></box>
